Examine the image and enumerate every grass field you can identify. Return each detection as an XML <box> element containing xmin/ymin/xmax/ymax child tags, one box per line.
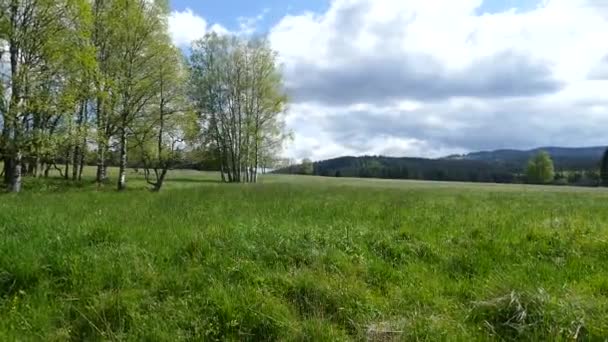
<box><xmin>2</xmin><ymin>169</ymin><xmax>608</xmax><ymax>340</ymax></box>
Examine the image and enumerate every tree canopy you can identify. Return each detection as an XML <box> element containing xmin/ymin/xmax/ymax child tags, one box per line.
<box><xmin>189</xmin><ymin>33</ymin><xmax>289</xmax><ymax>183</ymax></box>
<box><xmin>526</xmin><ymin>151</ymin><xmax>555</xmax><ymax>184</ymax></box>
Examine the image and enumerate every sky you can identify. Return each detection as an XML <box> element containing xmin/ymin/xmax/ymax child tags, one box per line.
<box><xmin>169</xmin><ymin>0</ymin><xmax>608</xmax><ymax>161</ymax></box>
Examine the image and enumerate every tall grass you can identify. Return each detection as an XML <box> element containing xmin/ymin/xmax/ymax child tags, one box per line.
<box><xmin>1</xmin><ymin>170</ymin><xmax>608</xmax><ymax>340</ymax></box>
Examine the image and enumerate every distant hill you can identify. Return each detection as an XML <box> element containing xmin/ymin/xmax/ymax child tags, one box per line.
<box><xmin>276</xmin><ymin>146</ymin><xmax>607</xmax><ymax>185</ymax></box>
<box><xmin>445</xmin><ymin>146</ymin><xmax>606</xmax><ymax>171</ymax></box>
<box><xmin>277</xmin><ymin>155</ymin><xmax>516</xmax><ymax>183</ymax></box>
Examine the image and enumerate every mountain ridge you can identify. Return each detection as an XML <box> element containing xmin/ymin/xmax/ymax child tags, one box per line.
<box><xmin>444</xmin><ymin>146</ymin><xmax>607</xmax><ymax>161</ymax></box>
<box><xmin>442</xmin><ymin>146</ymin><xmax>606</xmax><ymax>171</ymax></box>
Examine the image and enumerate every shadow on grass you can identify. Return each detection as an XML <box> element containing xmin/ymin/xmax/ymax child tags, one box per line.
<box><xmin>19</xmin><ymin>177</ymin><xmax>95</xmax><ymax>193</ymax></box>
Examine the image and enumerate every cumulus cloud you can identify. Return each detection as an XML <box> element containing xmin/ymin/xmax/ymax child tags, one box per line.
<box><xmin>268</xmin><ymin>0</ymin><xmax>608</xmax><ymax>160</ymax></box>
<box><xmin>589</xmin><ymin>55</ymin><xmax>608</xmax><ymax>80</ymax></box>
<box><xmin>168</xmin><ymin>9</ymin><xmax>228</xmax><ymax>47</ymax></box>
<box><xmin>237</xmin><ymin>8</ymin><xmax>270</xmax><ymax>36</ymax></box>
<box><xmin>287</xmin><ymin>51</ymin><xmax>562</xmax><ymax>105</ymax></box>
<box><xmin>283</xmin><ymin>96</ymin><xmax>608</xmax><ymax>161</ymax></box>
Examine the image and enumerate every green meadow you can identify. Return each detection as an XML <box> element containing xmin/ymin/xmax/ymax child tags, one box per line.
<box><xmin>1</xmin><ymin>169</ymin><xmax>608</xmax><ymax>341</ymax></box>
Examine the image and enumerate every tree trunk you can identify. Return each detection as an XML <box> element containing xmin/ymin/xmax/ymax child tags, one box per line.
<box><xmin>117</xmin><ymin>127</ymin><xmax>127</xmax><ymax>191</ymax></box>
<box><xmin>34</xmin><ymin>156</ymin><xmax>42</xmax><ymax>178</ymax></box>
<box><xmin>38</xmin><ymin>160</ymin><xmax>45</xmax><ymax>178</ymax></box>
<box><xmin>220</xmin><ymin>162</ymin><xmax>226</xmax><ymax>183</ymax></box>
<box><xmin>253</xmin><ymin>144</ymin><xmax>259</xmax><ymax>184</ymax></box>
<box><xmin>95</xmin><ymin>96</ymin><xmax>107</xmax><ymax>185</ymax></box>
<box><xmin>80</xmin><ymin>100</ymin><xmax>89</xmax><ymax>181</ymax></box>
<box><xmin>78</xmin><ymin>151</ymin><xmax>85</xmax><ymax>181</ymax></box>
<box><xmin>153</xmin><ymin>168</ymin><xmax>168</xmax><ymax>192</ymax></box>
<box><xmin>3</xmin><ymin>157</ymin><xmax>12</xmax><ymax>186</ymax></box>
<box><xmin>73</xmin><ymin>101</ymin><xmax>84</xmax><ymax>181</ymax></box>
<box><xmin>7</xmin><ymin>0</ymin><xmax>21</xmax><ymax>193</ymax></box>
<box><xmin>64</xmin><ymin>149</ymin><xmax>70</xmax><ymax>180</ymax></box>
<box><xmin>96</xmin><ymin>145</ymin><xmax>106</xmax><ymax>184</ymax></box>
<box><xmin>26</xmin><ymin>160</ymin><xmax>33</xmax><ymax>176</ymax></box>
<box><xmin>10</xmin><ymin>151</ymin><xmax>21</xmax><ymax>193</ymax></box>
<box><xmin>1</xmin><ymin>125</ymin><xmax>10</xmax><ymax>187</ymax></box>
<box><xmin>227</xmin><ymin>166</ymin><xmax>233</xmax><ymax>183</ymax></box>
<box><xmin>72</xmin><ymin>145</ymin><xmax>80</xmax><ymax>180</ymax></box>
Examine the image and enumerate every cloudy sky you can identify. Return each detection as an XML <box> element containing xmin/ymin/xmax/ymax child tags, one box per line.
<box><xmin>169</xmin><ymin>0</ymin><xmax>608</xmax><ymax>161</ymax></box>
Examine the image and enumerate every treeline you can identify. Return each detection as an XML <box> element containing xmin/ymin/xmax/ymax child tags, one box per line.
<box><xmin>0</xmin><ymin>0</ymin><xmax>288</xmax><ymax>193</ymax></box>
<box><xmin>277</xmin><ymin>153</ymin><xmax>607</xmax><ymax>187</ymax></box>
<box><xmin>281</xmin><ymin>156</ymin><xmax>516</xmax><ymax>183</ymax></box>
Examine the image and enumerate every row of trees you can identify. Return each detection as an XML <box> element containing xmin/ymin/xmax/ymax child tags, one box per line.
<box><xmin>0</xmin><ymin>0</ymin><xmax>288</xmax><ymax>193</ymax></box>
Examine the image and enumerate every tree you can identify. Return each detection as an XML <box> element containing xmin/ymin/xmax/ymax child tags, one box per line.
<box><xmin>301</xmin><ymin>158</ymin><xmax>313</xmax><ymax>175</ymax></box>
<box><xmin>91</xmin><ymin>0</ymin><xmax>114</xmax><ymax>185</ymax></box>
<box><xmin>601</xmin><ymin>148</ymin><xmax>608</xmax><ymax>186</ymax></box>
<box><xmin>190</xmin><ymin>33</ymin><xmax>288</xmax><ymax>183</ymax></box>
<box><xmin>107</xmin><ymin>0</ymin><xmax>170</xmax><ymax>191</ymax></box>
<box><xmin>526</xmin><ymin>151</ymin><xmax>555</xmax><ymax>184</ymax></box>
<box><xmin>586</xmin><ymin>170</ymin><xmax>601</xmax><ymax>187</ymax></box>
<box><xmin>131</xmin><ymin>41</ymin><xmax>193</xmax><ymax>191</ymax></box>
<box><xmin>0</xmin><ymin>0</ymin><xmax>93</xmax><ymax>192</ymax></box>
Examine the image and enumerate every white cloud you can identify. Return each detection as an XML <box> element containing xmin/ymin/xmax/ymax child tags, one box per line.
<box><xmin>168</xmin><ymin>8</ymin><xmax>228</xmax><ymax>47</ymax></box>
<box><xmin>269</xmin><ymin>0</ymin><xmax>608</xmax><ymax>160</ymax></box>
<box><xmin>237</xmin><ymin>8</ymin><xmax>270</xmax><ymax>36</ymax></box>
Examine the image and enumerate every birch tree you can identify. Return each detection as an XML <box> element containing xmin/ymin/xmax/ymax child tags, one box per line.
<box><xmin>190</xmin><ymin>33</ymin><xmax>288</xmax><ymax>183</ymax></box>
<box><xmin>130</xmin><ymin>39</ymin><xmax>193</xmax><ymax>191</ymax></box>
<box><xmin>108</xmin><ymin>0</ymin><xmax>168</xmax><ymax>191</ymax></box>
<box><xmin>91</xmin><ymin>0</ymin><xmax>113</xmax><ymax>184</ymax></box>
<box><xmin>0</xmin><ymin>0</ymin><xmax>85</xmax><ymax>192</ymax></box>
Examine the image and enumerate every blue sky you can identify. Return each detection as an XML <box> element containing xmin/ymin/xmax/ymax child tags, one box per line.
<box><xmin>170</xmin><ymin>0</ymin><xmax>541</xmax><ymax>33</ymax></box>
<box><xmin>170</xmin><ymin>0</ymin><xmax>329</xmax><ymax>32</ymax></box>
<box><xmin>475</xmin><ymin>0</ymin><xmax>541</xmax><ymax>14</ymax></box>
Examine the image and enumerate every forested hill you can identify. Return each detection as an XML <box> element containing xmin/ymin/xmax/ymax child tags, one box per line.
<box><xmin>278</xmin><ymin>156</ymin><xmax>517</xmax><ymax>183</ymax></box>
<box><xmin>446</xmin><ymin>146</ymin><xmax>606</xmax><ymax>171</ymax></box>
<box><xmin>276</xmin><ymin>146</ymin><xmax>607</xmax><ymax>184</ymax></box>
